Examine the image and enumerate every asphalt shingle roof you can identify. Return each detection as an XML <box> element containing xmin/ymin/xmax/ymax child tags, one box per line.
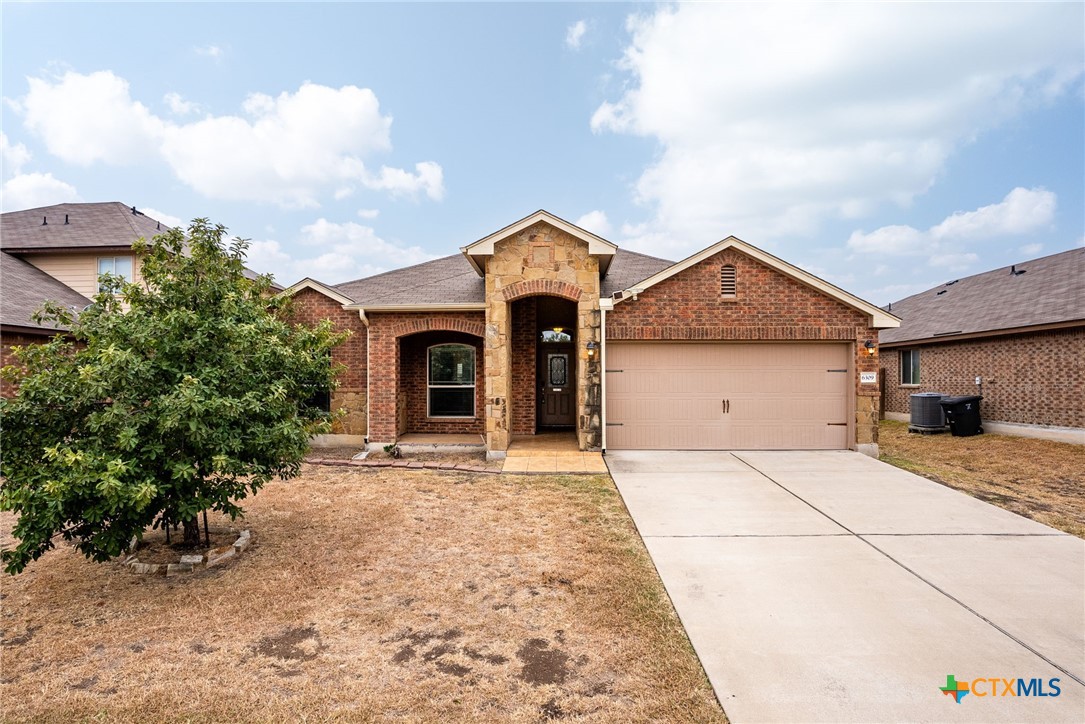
<box><xmin>330</xmin><ymin>248</ymin><xmax>675</xmax><ymax>306</ymax></box>
<box><xmin>1</xmin><ymin>252</ymin><xmax>91</xmax><ymax>332</ymax></box>
<box><xmin>0</xmin><ymin>202</ymin><xmax>171</xmax><ymax>252</ymax></box>
<box><xmin>879</xmin><ymin>247</ymin><xmax>1085</xmax><ymax>345</ymax></box>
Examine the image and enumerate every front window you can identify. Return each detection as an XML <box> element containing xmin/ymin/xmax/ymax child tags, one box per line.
<box><xmin>900</xmin><ymin>349</ymin><xmax>920</xmax><ymax>385</ymax></box>
<box><xmin>97</xmin><ymin>256</ymin><xmax>134</xmax><ymax>292</ymax></box>
<box><xmin>428</xmin><ymin>344</ymin><xmax>475</xmax><ymax>417</ymax></box>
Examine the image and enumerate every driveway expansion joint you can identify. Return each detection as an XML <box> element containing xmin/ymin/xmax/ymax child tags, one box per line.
<box><xmin>730</xmin><ymin>452</ymin><xmax>1085</xmax><ymax>689</ymax></box>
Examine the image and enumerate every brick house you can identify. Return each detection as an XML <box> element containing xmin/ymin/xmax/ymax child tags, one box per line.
<box><xmin>880</xmin><ymin>247</ymin><xmax>1084</xmax><ymax>442</ymax></box>
<box><xmin>285</xmin><ymin>210</ymin><xmax>899</xmax><ymax>458</ymax></box>
<box><xmin>0</xmin><ymin>202</ymin><xmax>276</xmax><ymax>397</ymax></box>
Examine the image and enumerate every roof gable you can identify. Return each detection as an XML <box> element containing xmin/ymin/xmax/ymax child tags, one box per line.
<box><xmin>460</xmin><ymin>210</ymin><xmax>618</xmax><ymax>276</ymax></box>
<box><xmin>610</xmin><ymin>236</ymin><xmax>900</xmax><ymax>329</ymax></box>
<box><xmin>880</xmin><ymin>247</ymin><xmax>1084</xmax><ymax>345</ymax></box>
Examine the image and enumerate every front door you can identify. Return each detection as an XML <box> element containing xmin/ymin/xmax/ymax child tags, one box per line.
<box><xmin>538</xmin><ymin>345</ymin><xmax>575</xmax><ymax>427</ymax></box>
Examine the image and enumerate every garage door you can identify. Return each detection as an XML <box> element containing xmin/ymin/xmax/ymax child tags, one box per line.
<box><xmin>605</xmin><ymin>342</ymin><xmax>850</xmax><ymax>450</ymax></box>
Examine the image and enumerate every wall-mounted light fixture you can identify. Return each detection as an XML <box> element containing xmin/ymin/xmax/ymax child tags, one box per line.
<box><xmin>587</xmin><ymin>341</ymin><xmax>597</xmax><ymax>357</ymax></box>
<box><xmin>864</xmin><ymin>340</ymin><xmax>877</xmax><ymax>357</ymax></box>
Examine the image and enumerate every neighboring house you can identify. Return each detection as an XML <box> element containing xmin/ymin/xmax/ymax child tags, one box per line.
<box><xmin>0</xmin><ymin>201</ymin><xmax>277</xmax><ymax>397</ymax></box>
<box><xmin>284</xmin><ymin>210</ymin><xmax>899</xmax><ymax>458</ymax></box>
<box><xmin>879</xmin><ymin>248</ymin><xmax>1084</xmax><ymax>442</ymax></box>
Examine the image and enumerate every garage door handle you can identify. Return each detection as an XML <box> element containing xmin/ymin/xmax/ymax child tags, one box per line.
<box><xmin>827</xmin><ymin>422</ymin><xmax>848</xmax><ymax>426</ymax></box>
<box><xmin>722</xmin><ymin>399</ymin><xmax>730</xmax><ymax>414</ymax></box>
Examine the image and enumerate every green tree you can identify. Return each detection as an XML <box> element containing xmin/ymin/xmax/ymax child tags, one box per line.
<box><xmin>1</xmin><ymin>220</ymin><xmax>346</xmax><ymax>574</ymax></box>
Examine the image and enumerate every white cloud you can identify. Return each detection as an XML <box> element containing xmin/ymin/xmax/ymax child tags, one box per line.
<box><xmin>575</xmin><ymin>209</ymin><xmax>612</xmax><ymax>237</ymax></box>
<box><xmin>1</xmin><ymin>172</ymin><xmax>80</xmax><ymax>212</ymax></box>
<box><xmin>595</xmin><ymin>4</ymin><xmax>1083</xmax><ymax>253</ymax></box>
<box><xmin>848</xmin><ymin>187</ymin><xmax>1056</xmax><ymax>257</ymax></box>
<box><xmin>194</xmin><ymin>45</ymin><xmax>224</xmax><ymax>60</ymax></box>
<box><xmin>164</xmin><ymin>92</ymin><xmax>199</xmax><ymax>116</ymax></box>
<box><xmin>566</xmin><ymin>20</ymin><xmax>588</xmax><ymax>50</ymax></box>
<box><xmin>21</xmin><ymin>71</ymin><xmax>164</xmax><ymax>165</ymax></box>
<box><xmin>1</xmin><ymin>132</ymin><xmax>32</xmax><ymax>175</ymax></box>
<box><xmin>247</xmin><ymin>218</ymin><xmax>436</xmax><ymax>285</ymax></box>
<box><xmin>16</xmin><ymin>71</ymin><xmax>445</xmax><ymax>208</ymax></box>
<box><xmin>929</xmin><ymin>187</ymin><xmax>1056</xmax><ymax>241</ymax></box>
<box><xmin>139</xmin><ymin>207</ymin><xmax>185</xmax><ymax>230</ymax></box>
<box><xmin>357</xmin><ymin>208</ymin><xmax>380</xmax><ymax>219</ymax></box>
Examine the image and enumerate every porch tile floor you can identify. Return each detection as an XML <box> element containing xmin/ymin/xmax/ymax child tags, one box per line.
<box><xmin>503</xmin><ymin>434</ymin><xmax>608</xmax><ymax>474</ymax></box>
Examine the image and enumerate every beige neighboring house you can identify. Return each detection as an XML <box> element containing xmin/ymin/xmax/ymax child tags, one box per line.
<box><xmin>880</xmin><ymin>247</ymin><xmax>1084</xmax><ymax>443</ymax></box>
<box><xmin>0</xmin><ymin>201</ymin><xmax>276</xmax><ymax>397</ymax></box>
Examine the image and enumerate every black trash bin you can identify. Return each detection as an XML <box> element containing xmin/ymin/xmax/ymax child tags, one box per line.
<box><xmin>939</xmin><ymin>395</ymin><xmax>983</xmax><ymax>436</ymax></box>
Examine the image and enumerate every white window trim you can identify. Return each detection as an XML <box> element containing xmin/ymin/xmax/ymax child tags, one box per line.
<box><xmin>427</xmin><ymin>343</ymin><xmax>476</xmax><ymax>419</ymax></box>
<box><xmin>97</xmin><ymin>255</ymin><xmax>134</xmax><ymax>292</ymax></box>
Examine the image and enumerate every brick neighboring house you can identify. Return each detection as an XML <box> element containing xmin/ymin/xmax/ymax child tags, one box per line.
<box><xmin>0</xmin><ymin>201</ymin><xmax>277</xmax><ymax>397</ymax></box>
<box><xmin>284</xmin><ymin>210</ymin><xmax>899</xmax><ymax>458</ymax></box>
<box><xmin>879</xmin><ymin>247</ymin><xmax>1084</xmax><ymax>442</ymax></box>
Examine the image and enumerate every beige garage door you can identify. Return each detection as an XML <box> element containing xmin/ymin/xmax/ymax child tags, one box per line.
<box><xmin>605</xmin><ymin>342</ymin><xmax>851</xmax><ymax>450</ymax></box>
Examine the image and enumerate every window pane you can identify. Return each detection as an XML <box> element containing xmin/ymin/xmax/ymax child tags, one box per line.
<box><xmin>430</xmin><ymin>387</ymin><xmax>474</xmax><ymax>416</ymax></box>
<box><xmin>911</xmin><ymin>351</ymin><xmax>920</xmax><ymax>384</ymax></box>
<box><xmin>429</xmin><ymin>345</ymin><xmax>475</xmax><ymax>384</ymax></box>
<box><xmin>540</xmin><ymin>329</ymin><xmax>572</xmax><ymax>343</ymax></box>
<box><xmin>114</xmin><ymin>257</ymin><xmax>133</xmax><ymax>280</ymax></box>
<box><xmin>98</xmin><ymin>258</ymin><xmax>115</xmax><ymax>275</ymax></box>
<box><xmin>549</xmin><ymin>354</ymin><xmax>567</xmax><ymax>386</ymax></box>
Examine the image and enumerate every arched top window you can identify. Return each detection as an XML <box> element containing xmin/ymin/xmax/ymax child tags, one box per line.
<box><xmin>428</xmin><ymin>344</ymin><xmax>476</xmax><ymax>417</ymax></box>
<box><xmin>720</xmin><ymin>264</ymin><xmax>737</xmax><ymax>297</ymax></box>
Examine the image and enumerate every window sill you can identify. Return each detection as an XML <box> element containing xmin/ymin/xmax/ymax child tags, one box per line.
<box><xmin>900</xmin><ymin>384</ymin><xmax>922</xmax><ymax>388</ymax></box>
<box><xmin>427</xmin><ymin>416</ymin><xmax>477</xmax><ymax>420</ymax></box>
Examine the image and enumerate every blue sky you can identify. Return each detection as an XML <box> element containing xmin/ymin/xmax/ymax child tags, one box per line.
<box><xmin>2</xmin><ymin>2</ymin><xmax>1082</xmax><ymax>304</ymax></box>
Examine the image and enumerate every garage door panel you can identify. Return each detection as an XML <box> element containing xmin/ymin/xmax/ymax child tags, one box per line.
<box><xmin>606</xmin><ymin>342</ymin><xmax>850</xmax><ymax>450</ymax></box>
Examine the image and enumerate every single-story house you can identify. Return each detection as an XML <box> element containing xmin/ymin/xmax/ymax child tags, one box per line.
<box><xmin>0</xmin><ymin>201</ymin><xmax>277</xmax><ymax>397</ymax></box>
<box><xmin>880</xmin><ymin>247</ymin><xmax>1084</xmax><ymax>443</ymax></box>
<box><xmin>285</xmin><ymin>210</ymin><xmax>899</xmax><ymax>458</ymax></box>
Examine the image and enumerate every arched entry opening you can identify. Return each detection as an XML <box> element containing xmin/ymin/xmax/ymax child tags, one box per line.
<box><xmin>509</xmin><ymin>295</ymin><xmax>578</xmax><ymax>437</ymax></box>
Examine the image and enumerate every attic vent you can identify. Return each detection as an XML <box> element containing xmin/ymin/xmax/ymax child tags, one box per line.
<box><xmin>720</xmin><ymin>264</ymin><xmax>737</xmax><ymax>297</ymax></box>
<box><xmin>936</xmin><ymin>290</ymin><xmax>947</xmax><ymax>295</ymax></box>
<box><xmin>1010</xmin><ymin>264</ymin><xmax>1026</xmax><ymax>276</ymax></box>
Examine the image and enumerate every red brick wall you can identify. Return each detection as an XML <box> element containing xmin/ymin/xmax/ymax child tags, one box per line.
<box><xmin>1</xmin><ymin>331</ymin><xmax>54</xmax><ymax>397</ymax></box>
<box><xmin>285</xmin><ymin>288</ymin><xmax>368</xmax><ymax>434</ymax></box>
<box><xmin>510</xmin><ymin>298</ymin><xmax>537</xmax><ymax>435</ymax></box>
<box><xmin>399</xmin><ymin>331</ymin><xmax>485</xmax><ymax>434</ymax></box>
<box><xmin>606</xmin><ymin>247</ymin><xmax>882</xmax><ymax>445</ymax></box>
<box><xmin>367</xmin><ymin>311</ymin><xmax>486</xmax><ymax>442</ymax></box>
<box><xmin>881</xmin><ymin>327</ymin><xmax>1085</xmax><ymax>428</ymax></box>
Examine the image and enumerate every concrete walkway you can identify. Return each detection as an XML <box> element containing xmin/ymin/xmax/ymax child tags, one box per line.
<box><xmin>607</xmin><ymin>450</ymin><xmax>1085</xmax><ymax>723</ymax></box>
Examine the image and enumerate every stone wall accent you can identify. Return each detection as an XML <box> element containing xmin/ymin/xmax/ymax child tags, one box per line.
<box><xmin>286</xmin><ymin>288</ymin><xmax>368</xmax><ymax>435</ymax></box>
<box><xmin>399</xmin><ymin>331</ymin><xmax>485</xmax><ymax>434</ymax></box>
<box><xmin>881</xmin><ymin>327</ymin><xmax>1085</xmax><ymax>429</ymax></box>
<box><xmin>484</xmin><ymin>222</ymin><xmax>602</xmax><ymax>453</ymax></box>
<box><xmin>124</xmin><ymin>530</ymin><xmax>251</xmax><ymax>576</ymax></box>
<box><xmin>367</xmin><ymin>312</ymin><xmax>487</xmax><ymax>443</ymax></box>
<box><xmin>606</xmin><ymin>247</ymin><xmax>881</xmax><ymax>449</ymax></box>
<box><xmin>510</xmin><ymin>297</ymin><xmax>537</xmax><ymax>435</ymax></box>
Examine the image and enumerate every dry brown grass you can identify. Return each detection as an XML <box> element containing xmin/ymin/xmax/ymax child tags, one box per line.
<box><xmin>0</xmin><ymin>466</ymin><xmax>725</xmax><ymax>723</ymax></box>
<box><xmin>879</xmin><ymin>420</ymin><xmax>1085</xmax><ymax>537</ymax></box>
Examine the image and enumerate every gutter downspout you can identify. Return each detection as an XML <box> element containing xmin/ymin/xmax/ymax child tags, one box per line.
<box><xmin>600</xmin><ymin>300</ymin><xmax>609</xmax><ymax>453</ymax></box>
<box><xmin>359</xmin><ymin>308</ymin><xmax>370</xmax><ymax>445</ymax></box>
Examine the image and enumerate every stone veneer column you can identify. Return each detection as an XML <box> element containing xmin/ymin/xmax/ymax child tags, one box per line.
<box><xmin>484</xmin><ymin>222</ymin><xmax>602</xmax><ymax>454</ymax></box>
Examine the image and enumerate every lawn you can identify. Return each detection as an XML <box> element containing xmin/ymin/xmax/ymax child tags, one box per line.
<box><xmin>0</xmin><ymin>465</ymin><xmax>725</xmax><ymax>723</ymax></box>
<box><xmin>878</xmin><ymin>420</ymin><xmax>1085</xmax><ymax>538</ymax></box>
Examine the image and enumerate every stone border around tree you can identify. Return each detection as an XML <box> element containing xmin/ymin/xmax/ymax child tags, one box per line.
<box><xmin>123</xmin><ymin>530</ymin><xmax>251</xmax><ymax>576</ymax></box>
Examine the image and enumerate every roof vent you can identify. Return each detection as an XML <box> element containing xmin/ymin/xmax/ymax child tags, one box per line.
<box><xmin>42</xmin><ymin>216</ymin><xmax>47</xmax><ymax>226</ymax></box>
<box><xmin>1010</xmin><ymin>264</ymin><xmax>1026</xmax><ymax>276</ymax></box>
<box><xmin>936</xmin><ymin>289</ymin><xmax>947</xmax><ymax>295</ymax></box>
<box><xmin>64</xmin><ymin>214</ymin><xmax>69</xmax><ymax>225</ymax></box>
<box><xmin>945</xmin><ymin>279</ymin><xmax>958</xmax><ymax>286</ymax></box>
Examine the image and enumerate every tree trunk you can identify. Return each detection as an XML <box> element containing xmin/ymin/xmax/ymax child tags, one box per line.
<box><xmin>182</xmin><ymin>518</ymin><xmax>201</xmax><ymax>547</ymax></box>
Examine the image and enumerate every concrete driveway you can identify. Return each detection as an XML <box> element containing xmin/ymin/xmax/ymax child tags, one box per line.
<box><xmin>607</xmin><ymin>450</ymin><xmax>1085</xmax><ymax>723</ymax></box>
